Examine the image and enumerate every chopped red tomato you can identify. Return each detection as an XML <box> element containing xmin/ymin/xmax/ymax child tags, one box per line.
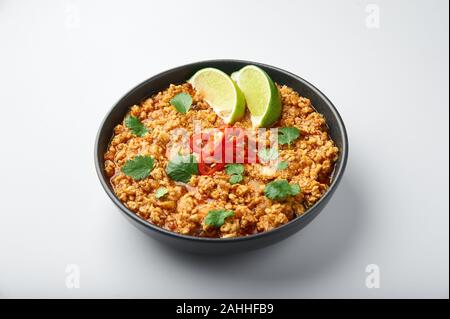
<box><xmin>198</xmin><ymin>162</ymin><xmax>225</xmax><ymax>175</ymax></box>
<box><xmin>189</xmin><ymin>126</ymin><xmax>259</xmax><ymax>175</ymax></box>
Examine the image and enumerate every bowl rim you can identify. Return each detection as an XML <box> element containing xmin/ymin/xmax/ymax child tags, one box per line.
<box><xmin>94</xmin><ymin>59</ymin><xmax>348</xmax><ymax>243</ymax></box>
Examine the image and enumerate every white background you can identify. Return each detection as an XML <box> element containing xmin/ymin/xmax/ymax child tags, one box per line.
<box><xmin>0</xmin><ymin>0</ymin><xmax>448</xmax><ymax>298</ymax></box>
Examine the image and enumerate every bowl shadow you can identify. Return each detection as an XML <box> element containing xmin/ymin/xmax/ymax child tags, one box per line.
<box><xmin>144</xmin><ymin>171</ymin><xmax>365</xmax><ymax>283</ymax></box>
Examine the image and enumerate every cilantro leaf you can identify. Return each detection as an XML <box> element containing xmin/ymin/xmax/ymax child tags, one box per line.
<box><xmin>204</xmin><ymin>209</ymin><xmax>235</xmax><ymax>227</ymax></box>
<box><xmin>289</xmin><ymin>184</ymin><xmax>301</xmax><ymax>195</ymax></box>
<box><xmin>226</xmin><ymin>164</ymin><xmax>244</xmax><ymax>184</ymax></box>
<box><xmin>278</xmin><ymin>127</ymin><xmax>300</xmax><ymax>145</ymax></box>
<box><xmin>165</xmin><ymin>154</ymin><xmax>198</xmax><ymax>183</ymax></box>
<box><xmin>121</xmin><ymin>155</ymin><xmax>154</xmax><ymax>180</ymax></box>
<box><xmin>258</xmin><ymin>147</ymin><xmax>279</xmax><ymax>162</ymax></box>
<box><xmin>170</xmin><ymin>92</ymin><xmax>192</xmax><ymax>114</ymax></box>
<box><xmin>277</xmin><ymin>161</ymin><xmax>289</xmax><ymax>170</ymax></box>
<box><xmin>264</xmin><ymin>179</ymin><xmax>301</xmax><ymax>200</ymax></box>
<box><xmin>229</xmin><ymin>174</ymin><xmax>243</xmax><ymax>184</ymax></box>
<box><xmin>124</xmin><ymin>115</ymin><xmax>148</xmax><ymax>137</ymax></box>
<box><xmin>226</xmin><ymin>164</ymin><xmax>244</xmax><ymax>176</ymax></box>
<box><xmin>155</xmin><ymin>187</ymin><xmax>168</xmax><ymax>199</ymax></box>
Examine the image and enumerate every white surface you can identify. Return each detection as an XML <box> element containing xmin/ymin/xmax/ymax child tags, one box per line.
<box><xmin>0</xmin><ymin>0</ymin><xmax>448</xmax><ymax>298</ymax></box>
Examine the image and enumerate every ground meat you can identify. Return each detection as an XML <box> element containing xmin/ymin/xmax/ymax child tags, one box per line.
<box><xmin>104</xmin><ymin>83</ymin><xmax>339</xmax><ymax>238</ymax></box>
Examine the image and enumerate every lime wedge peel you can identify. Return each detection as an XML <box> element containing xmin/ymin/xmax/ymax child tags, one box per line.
<box><xmin>188</xmin><ymin>68</ymin><xmax>245</xmax><ymax>124</ymax></box>
<box><xmin>231</xmin><ymin>65</ymin><xmax>282</xmax><ymax>128</ymax></box>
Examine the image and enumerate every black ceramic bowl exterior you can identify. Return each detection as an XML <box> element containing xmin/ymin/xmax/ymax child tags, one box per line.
<box><xmin>95</xmin><ymin>59</ymin><xmax>348</xmax><ymax>254</ymax></box>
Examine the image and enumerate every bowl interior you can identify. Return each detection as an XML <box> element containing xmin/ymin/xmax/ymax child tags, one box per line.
<box><xmin>95</xmin><ymin>59</ymin><xmax>348</xmax><ymax>242</ymax></box>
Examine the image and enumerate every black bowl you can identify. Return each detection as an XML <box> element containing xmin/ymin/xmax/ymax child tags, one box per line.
<box><xmin>95</xmin><ymin>59</ymin><xmax>348</xmax><ymax>254</ymax></box>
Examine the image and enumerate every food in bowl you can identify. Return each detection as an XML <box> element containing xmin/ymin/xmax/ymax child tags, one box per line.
<box><xmin>103</xmin><ymin>66</ymin><xmax>339</xmax><ymax>238</ymax></box>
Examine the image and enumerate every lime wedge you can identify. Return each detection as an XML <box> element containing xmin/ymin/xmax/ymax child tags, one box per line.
<box><xmin>188</xmin><ymin>68</ymin><xmax>245</xmax><ymax>124</ymax></box>
<box><xmin>232</xmin><ymin>65</ymin><xmax>281</xmax><ymax>128</ymax></box>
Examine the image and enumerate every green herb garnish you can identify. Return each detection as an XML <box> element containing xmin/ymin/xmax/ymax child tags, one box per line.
<box><xmin>229</xmin><ymin>174</ymin><xmax>243</xmax><ymax>184</ymax></box>
<box><xmin>226</xmin><ymin>164</ymin><xmax>244</xmax><ymax>184</ymax></box>
<box><xmin>121</xmin><ymin>155</ymin><xmax>154</xmax><ymax>180</ymax></box>
<box><xmin>278</xmin><ymin>127</ymin><xmax>300</xmax><ymax>145</ymax></box>
<box><xmin>225</xmin><ymin>163</ymin><xmax>245</xmax><ymax>175</ymax></box>
<box><xmin>258</xmin><ymin>147</ymin><xmax>279</xmax><ymax>162</ymax></box>
<box><xmin>170</xmin><ymin>92</ymin><xmax>192</xmax><ymax>114</ymax></box>
<box><xmin>264</xmin><ymin>179</ymin><xmax>301</xmax><ymax>200</ymax></box>
<box><xmin>277</xmin><ymin>161</ymin><xmax>289</xmax><ymax>170</ymax></box>
<box><xmin>155</xmin><ymin>187</ymin><xmax>168</xmax><ymax>199</ymax></box>
<box><xmin>204</xmin><ymin>209</ymin><xmax>235</xmax><ymax>227</ymax></box>
<box><xmin>124</xmin><ymin>115</ymin><xmax>148</xmax><ymax>137</ymax></box>
<box><xmin>165</xmin><ymin>154</ymin><xmax>198</xmax><ymax>183</ymax></box>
